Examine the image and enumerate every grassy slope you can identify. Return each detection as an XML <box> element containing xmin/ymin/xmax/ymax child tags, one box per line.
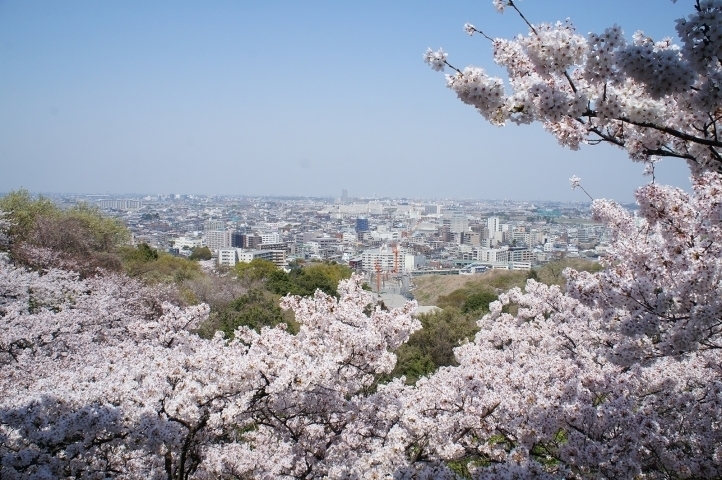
<box><xmin>412</xmin><ymin>270</ymin><xmax>529</xmax><ymax>306</ymax></box>
<box><xmin>412</xmin><ymin>258</ymin><xmax>603</xmax><ymax>306</ymax></box>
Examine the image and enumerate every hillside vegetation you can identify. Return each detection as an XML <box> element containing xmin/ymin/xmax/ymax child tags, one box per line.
<box><xmin>412</xmin><ymin>259</ymin><xmax>603</xmax><ymax>307</ymax></box>
<box><xmin>392</xmin><ymin>260</ymin><xmax>604</xmax><ymax>384</ymax></box>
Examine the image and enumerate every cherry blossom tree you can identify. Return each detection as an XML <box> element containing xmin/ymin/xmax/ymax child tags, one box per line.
<box><xmin>425</xmin><ymin>0</ymin><xmax>722</xmax><ymax>174</ymax></box>
<box><xmin>4</xmin><ymin>2</ymin><xmax>722</xmax><ymax>479</ymax></box>
<box><xmin>0</xmin><ymin>261</ymin><xmax>421</xmax><ymax>479</ymax></box>
<box><xmin>409</xmin><ymin>1</ymin><xmax>722</xmax><ymax>477</ymax></box>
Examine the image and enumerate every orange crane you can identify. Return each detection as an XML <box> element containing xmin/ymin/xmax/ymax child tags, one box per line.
<box><xmin>375</xmin><ymin>260</ymin><xmax>382</xmax><ymax>293</ymax></box>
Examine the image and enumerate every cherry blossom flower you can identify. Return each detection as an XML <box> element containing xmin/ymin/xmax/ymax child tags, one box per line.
<box><xmin>423</xmin><ymin>47</ymin><xmax>447</xmax><ymax>72</ymax></box>
<box><xmin>569</xmin><ymin>174</ymin><xmax>581</xmax><ymax>189</ymax></box>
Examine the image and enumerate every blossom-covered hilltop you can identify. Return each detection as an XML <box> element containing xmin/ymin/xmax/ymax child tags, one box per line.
<box><xmin>2</xmin><ymin>0</ymin><xmax>722</xmax><ymax>478</ymax></box>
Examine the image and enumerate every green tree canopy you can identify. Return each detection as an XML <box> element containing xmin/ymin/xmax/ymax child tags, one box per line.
<box><xmin>266</xmin><ymin>262</ymin><xmax>352</xmax><ymax>297</ymax></box>
<box><xmin>234</xmin><ymin>258</ymin><xmax>279</xmax><ymax>282</ymax></box>
<box><xmin>387</xmin><ymin>308</ymin><xmax>480</xmax><ymax>385</ymax></box>
<box><xmin>0</xmin><ymin>189</ymin><xmax>59</xmax><ymax>244</ymax></box>
<box><xmin>189</xmin><ymin>246</ymin><xmax>212</xmax><ymax>261</ymax></box>
<box><xmin>203</xmin><ymin>288</ymin><xmax>295</xmax><ymax>339</ymax></box>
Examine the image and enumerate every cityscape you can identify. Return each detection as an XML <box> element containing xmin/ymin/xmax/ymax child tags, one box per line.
<box><xmin>35</xmin><ymin>188</ymin><xmax>616</xmax><ymax>299</ymax></box>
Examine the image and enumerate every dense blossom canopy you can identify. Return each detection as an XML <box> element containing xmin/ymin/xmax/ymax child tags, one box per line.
<box><xmin>0</xmin><ymin>265</ymin><xmax>422</xmax><ymax>478</ymax></box>
<box><xmin>2</xmin><ymin>1</ymin><xmax>722</xmax><ymax>478</ymax></box>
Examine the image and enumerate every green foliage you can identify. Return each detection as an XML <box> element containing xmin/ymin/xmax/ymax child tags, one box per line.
<box><xmin>63</xmin><ymin>203</ymin><xmax>130</xmax><ymax>251</ymax></box>
<box><xmin>0</xmin><ymin>191</ymin><xmax>130</xmax><ymax>276</ymax></box>
<box><xmin>265</xmin><ymin>269</ymin><xmax>298</xmax><ymax>295</ymax></box>
<box><xmin>461</xmin><ymin>291</ymin><xmax>497</xmax><ymax>314</ymax></box>
<box><xmin>0</xmin><ymin>191</ymin><xmax>129</xmax><ymax>252</ymax></box>
<box><xmin>189</xmin><ymin>246</ymin><xmax>212</xmax><ymax>261</ymax></box>
<box><xmin>446</xmin><ymin>456</ymin><xmax>491</xmax><ymax>479</ymax></box>
<box><xmin>0</xmin><ymin>189</ymin><xmax>58</xmax><ymax>244</ymax></box>
<box><xmin>219</xmin><ymin>289</ymin><xmax>286</xmax><ymax>335</ymax></box>
<box><xmin>389</xmin><ymin>308</ymin><xmax>480</xmax><ymax>385</ymax></box>
<box><xmin>198</xmin><ymin>288</ymin><xmax>297</xmax><ymax>339</ymax></box>
<box><xmin>266</xmin><ymin>262</ymin><xmax>352</xmax><ymax>297</ymax></box>
<box><xmin>119</xmin><ymin>243</ymin><xmax>158</xmax><ymax>263</ymax></box>
<box><xmin>436</xmin><ymin>284</ymin><xmax>503</xmax><ymax>313</ymax></box>
<box><xmin>121</xmin><ymin>250</ymin><xmax>201</xmax><ymax>283</ymax></box>
<box><xmin>234</xmin><ymin>258</ymin><xmax>279</xmax><ymax>282</ymax></box>
<box><xmin>387</xmin><ymin>272</ymin><xmax>530</xmax><ymax>384</ymax></box>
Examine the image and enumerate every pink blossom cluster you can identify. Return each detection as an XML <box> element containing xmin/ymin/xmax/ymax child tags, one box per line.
<box><xmin>0</xmin><ymin>264</ymin><xmax>424</xmax><ymax>478</ymax></box>
<box><xmin>3</xmin><ymin>170</ymin><xmax>722</xmax><ymax>477</ymax></box>
<box><xmin>425</xmin><ymin>1</ymin><xmax>722</xmax><ymax>170</ymax></box>
<box><xmin>446</xmin><ymin>67</ymin><xmax>507</xmax><ymax>125</ymax></box>
<box><xmin>410</xmin><ymin>1</ymin><xmax>722</xmax><ymax>476</ymax></box>
<box><xmin>378</xmin><ymin>173</ymin><xmax>722</xmax><ymax>478</ymax></box>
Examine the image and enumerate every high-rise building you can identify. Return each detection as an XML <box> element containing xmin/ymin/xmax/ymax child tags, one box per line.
<box><xmin>204</xmin><ymin>219</ymin><xmax>225</xmax><ymax>232</ymax></box>
<box><xmin>361</xmin><ymin>244</ymin><xmax>407</xmax><ymax>273</ymax></box>
<box><xmin>356</xmin><ymin>217</ymin><xmax>369</xmax><ymax>233</ymax></box>
<box><xmin>341</xmin><ymin>189</ymin><xmax>348</xmax><ymax>203</ymax></box>
<box><xmin>235</xmin><ymin>234</ymin><xmax>261</xmax><ymax>249</ymax></box>
<box><xmin>205</xmin><ymin>230</ymin><xmax>233</xmax><ymax>251</ymax></box>
<box><xmin>203</xmin><ymin>219</ymin><xmax>230</xmax><ymax>251</ymax></box>
<box><xmin>446</xmin><ymin>212</ymin><xmax>468</xmax><ymax>233</ymax></box>
<box><xmin>423</xmin><ymin>204</ymin><xmax>441</xmax><ymax>215</ymax></box>
<box><xmin>487</xmin><ymin>217</ymin><xmax>501</xmax><ymax>233</ymax></box>
<box><xmin>231</xmin><ymin>231</ymin><xmax>245</xmax><ymax>248</ymax></box>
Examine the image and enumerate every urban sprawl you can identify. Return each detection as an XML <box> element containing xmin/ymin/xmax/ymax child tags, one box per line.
<box><xmin>49</xmin><ymin>191</ymin><xmax>623</xmax><ymax>295</ymax></box>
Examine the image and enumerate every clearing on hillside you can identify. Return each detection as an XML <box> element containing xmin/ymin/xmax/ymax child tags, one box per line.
<box><xmin>411</xmin><ymin>270</ymin><xmax>529</xmax><ymax>306</ymax></box>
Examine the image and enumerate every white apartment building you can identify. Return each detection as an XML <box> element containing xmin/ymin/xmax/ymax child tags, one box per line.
<box><xmin>204</xmin><ymin>219</ymin><xmax>225</xmax><ymax>231</ymax></box>
<box><xmin>361</xmin><ymin>244</ymin><xmax>407</xmax><ymax>273</ymax></box>
<box><xmin>448</xmin><ymin>212</ymin><xmax>468</xmax><ymax>233</ymax></box>
<box><xmin>370</xmin><ymin>230</ymin><xmax>401</xmax><ymax>242</ymax></box>
<box><xmin>341</xmin><ymin>232</ymin><xmax>357</xmax><ymax>243</ymax></box>
<box><xmin>476</xmin><ymin>247</ymin><xmax>510</xmax><ymax>263</ymax></box>
<box><xmin>205</xmin><ymin>229</ymin><xmax>233</xmax><ymax>251</ymax></box>
<box><xmin>173</xmin><ymin>236</ymin><xmax>206</xmax><ymax>250</ymax></box>
<box><xmin>219</xmin><ymin>248</ymin><xmax>286</xmax><ymax>268</ymax></box>
<box><xmin>218</xmin><ymin>248</ymin><xmax>239</xmax><ymax>267</ymax></box>
<box><xmin>260</xmin><ymin>232</ymin><xmax>281</xmax><ymax>244</ymax></box>
<box><xmin>237</xmin><ymin>249</ymin><xmax>287</xmax><ymax>267</ymax></box>
<box><xmin>98</xmin><ymin>199</ymin><xmax>142</xmax><ymax>210</ymax></box>
<box><xmin>487</xmin><ymin>217</ymin><xmax>501</xmax><ymax>234</ymax></box>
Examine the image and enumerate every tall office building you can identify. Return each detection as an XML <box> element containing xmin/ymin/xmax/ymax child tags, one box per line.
<box><xmin>448</xmin><ymin>212</ymin><xmax>468</xmax><ymax>233</ymax></box>
<box><xmin>487</xmin><ymin>217</ymin><xmax>501</xmax><ymax>233</ymax></box>
<box><xmin>205</xmin><ymin>230</ymin><xmax>233</xmax><ymax>251</ymax></box>
<box><xmin>341</xmin><ymin>189</ymin><xmax>348</xmax><ymax>203</ymax></box>
<box><xmin>204</xmin><ymin>219</ymin><xmax>225</xmax><ymax>232</ymax></box>
<box><xmin>356</xmin><ymin>217</ymin><xmax>369</xmax><ymax>233</ymax></box>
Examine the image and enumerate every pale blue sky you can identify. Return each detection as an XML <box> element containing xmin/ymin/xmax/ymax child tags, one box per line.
<box><xmin>0</xmin><ymin>0</ymin><xmax>694</xmax><ymax>200</ymax></box>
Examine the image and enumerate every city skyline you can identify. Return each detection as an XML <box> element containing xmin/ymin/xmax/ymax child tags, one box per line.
<box><xmin>6</xmin><ymin>189</ymin><xmax>622</xmax><ymax>206</ymax></box>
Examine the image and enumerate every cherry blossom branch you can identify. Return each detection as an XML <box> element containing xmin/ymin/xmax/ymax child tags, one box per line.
<box><xmin>569</xmin><ymin>175</ymin><xmax>594</xmax><ymax>201</ymax></box>
<box><xmin>463</xmin><ymin>23</ymin><xmax>493</xmax><ymax>41</ymax></box>
<box><xmin>507</xmin><ymin>0</ymin><xmax>538</xmax><ymax>36</ymax></box>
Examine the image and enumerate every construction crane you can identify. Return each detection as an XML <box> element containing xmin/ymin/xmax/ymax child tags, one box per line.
<box><xmin>375</xmin><ymin>260</ymin><xmax>382</xmax><ymax>294</ymax></box>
